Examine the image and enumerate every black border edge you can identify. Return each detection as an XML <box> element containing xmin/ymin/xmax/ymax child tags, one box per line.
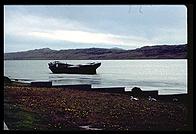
<box><xmin>2</xmin><ymin>0</ymin><xmax>194</xmax><ymax>132</ymax></box>
<box><xmin>187</xmin><ymin>3</ymin><xmax>193</xmax><ymax>131</ymax></box>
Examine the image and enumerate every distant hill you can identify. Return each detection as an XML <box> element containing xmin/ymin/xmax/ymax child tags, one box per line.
<box><xmin>4</xmin><ymin>44</ymin><xmax>187</xmax><ymax>60</ymax></box>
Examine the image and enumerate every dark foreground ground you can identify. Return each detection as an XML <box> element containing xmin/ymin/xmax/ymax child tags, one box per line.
<box><xmin>4</xmin><ymin>82</ymin><xmax>191</xmax><ymax>131</ymax></box>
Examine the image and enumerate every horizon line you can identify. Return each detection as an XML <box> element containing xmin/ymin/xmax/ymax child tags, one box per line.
<box><xmin>4</xmin><ymin>43</ymin><xmax>187</xmax><ymax>53</ymax></box>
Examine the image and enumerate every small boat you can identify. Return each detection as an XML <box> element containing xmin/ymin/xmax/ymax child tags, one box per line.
<box><xmin>48</xmin><ymin>61</ymin><xmax>101</xmax><ymax>74</ymax></box>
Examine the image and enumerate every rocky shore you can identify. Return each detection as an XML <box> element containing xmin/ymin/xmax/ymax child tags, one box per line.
<box><xmin>4</xmin><ymin>81</ymin><xmax>191</xmax><ymax>131</ymax></box>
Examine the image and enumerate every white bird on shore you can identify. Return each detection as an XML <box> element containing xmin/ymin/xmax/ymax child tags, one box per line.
<box><xmin>173</xmin><ymin>98</ymin><xmax>178</xmax><ymax>102</ymax></box>
<box><xmin>80</xmin><ymin>125</ymin><xmax>102</xmax><ymax>130</ymax></box>
<box><xmin>130</xmin><ymin>96</ymin><xmax>139</xmax><ymax>101</ymax></box>
<box><xmin>148</xmin><ymin>96</ymin><xmax>157</xmax><ymax>101</ymax></box>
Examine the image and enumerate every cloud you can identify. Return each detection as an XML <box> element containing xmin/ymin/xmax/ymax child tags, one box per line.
<box><xmin>4</xmin><ymin>5</ymin><xmax>187</xmax><ymax>52</ymax></box>
<box><xmin>27</xmin><ymin>30</ymin><xmax>154</xmax><ymax>47</ymax></box>
<box><xmin>152</xmin><ymin>27</ymin><xmax>187</xmax><ymax>45</ymax></box>
<box><xmin>5</xmin><ymin>12</ymin><xmax>90</xmax><ymax>35</ymax></box>
<box><xmin>5</xmin><ymin>10</ymin><xmax>155</xmax><ymax>48</ymax></box>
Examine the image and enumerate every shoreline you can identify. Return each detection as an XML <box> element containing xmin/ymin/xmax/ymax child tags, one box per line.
<box><xmin>4</xmin><ymin>81</ymin><xmax>192</xmax><ymax>131</ymax></box>
<box><xmin>15</xmin><ymin>80</ymin><xmax>190</xmax><ymax>105</ymax></box>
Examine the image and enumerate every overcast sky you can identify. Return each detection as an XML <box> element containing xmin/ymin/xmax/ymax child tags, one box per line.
<box><xmin>4</xmin><ymin>5</ymin><xmax>187</xmax><ymax>53</ymax></box>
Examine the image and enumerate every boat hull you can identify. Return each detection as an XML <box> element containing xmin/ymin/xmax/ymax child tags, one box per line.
<box><xmin>48</xmin><ymin>62</ymin><xmax>101</xmax><ymax>74</ymax></box>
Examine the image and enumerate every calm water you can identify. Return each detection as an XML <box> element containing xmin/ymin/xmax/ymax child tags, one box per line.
<box><xmin>4</xmin><ymin>60</ymin><xmax>187</xmax><ymax>95</ymax></box>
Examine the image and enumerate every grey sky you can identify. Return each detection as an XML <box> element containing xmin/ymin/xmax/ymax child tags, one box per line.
<box><xmin>4</xmin><ymin>5</ymin><xmax>187</xmax><ymax>52</ymax></box>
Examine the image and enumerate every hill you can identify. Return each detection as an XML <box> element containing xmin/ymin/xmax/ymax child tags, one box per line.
<box><xmin>4</xmin><ymin>44</ymin><xmax>187</xmax><ymax>60</ymax></box>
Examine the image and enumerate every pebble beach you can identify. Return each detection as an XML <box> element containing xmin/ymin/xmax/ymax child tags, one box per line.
<box><xmin>4</xmin><ymin>82</ymin><xmax>190</xmax><ymax>131</ymax></box>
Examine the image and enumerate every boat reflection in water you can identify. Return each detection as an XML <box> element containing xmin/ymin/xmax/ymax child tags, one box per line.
<box><xmin>48</xmin><ymin>61</ymin><xmax>101</xmax><ymax>74</ymax></box>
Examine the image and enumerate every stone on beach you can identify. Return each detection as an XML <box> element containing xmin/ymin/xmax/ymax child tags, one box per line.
<box><xmin>4</xmin><ymin>122</ymin><xmax>9</xmax><ymax>130</ymax></box>
<box><xmin>131</xmin><ymin>87</ymin><xmax>143</xmax><ymax>96</ymax></box>
<box><xmin>4</xmin><ymin>76</ymin><xmax>12</xmax><ymax>84</ymax></box>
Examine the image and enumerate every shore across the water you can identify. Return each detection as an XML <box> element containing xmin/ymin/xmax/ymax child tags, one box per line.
<box><xmin>4</xmin><ymin>81</ymin><xmax>192</xmax><ymax>131</ymax></box>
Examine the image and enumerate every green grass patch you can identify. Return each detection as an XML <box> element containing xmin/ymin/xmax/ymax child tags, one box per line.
<box><xmin>4</xmin><ymin>102</ymin><xmax>49</xmax><ymax>130</ymax></box>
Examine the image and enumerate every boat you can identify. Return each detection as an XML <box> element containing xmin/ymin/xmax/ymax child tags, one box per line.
<box><xmin>48</xmin><ymin>61</ymin><xmax>101</xmax><ymax>74</ymax></box>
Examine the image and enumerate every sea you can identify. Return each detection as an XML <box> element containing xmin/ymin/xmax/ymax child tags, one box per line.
<box><xmin>4</xmin><ymin>59</ymin><xmax>187</xmax><ymax>95</ymax></box>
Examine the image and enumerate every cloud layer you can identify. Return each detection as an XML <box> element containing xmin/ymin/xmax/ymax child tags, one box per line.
<box><xmin>4</xmin><ymin>5</ymin><xmax>187</xmax><ymax>52</ymax></box>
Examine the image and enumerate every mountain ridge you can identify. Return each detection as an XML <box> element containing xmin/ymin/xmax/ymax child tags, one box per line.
<box><xmin>4</xmin><ymin>44</ymin><xmax>187</xmax><ymax>60</ymax></box>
